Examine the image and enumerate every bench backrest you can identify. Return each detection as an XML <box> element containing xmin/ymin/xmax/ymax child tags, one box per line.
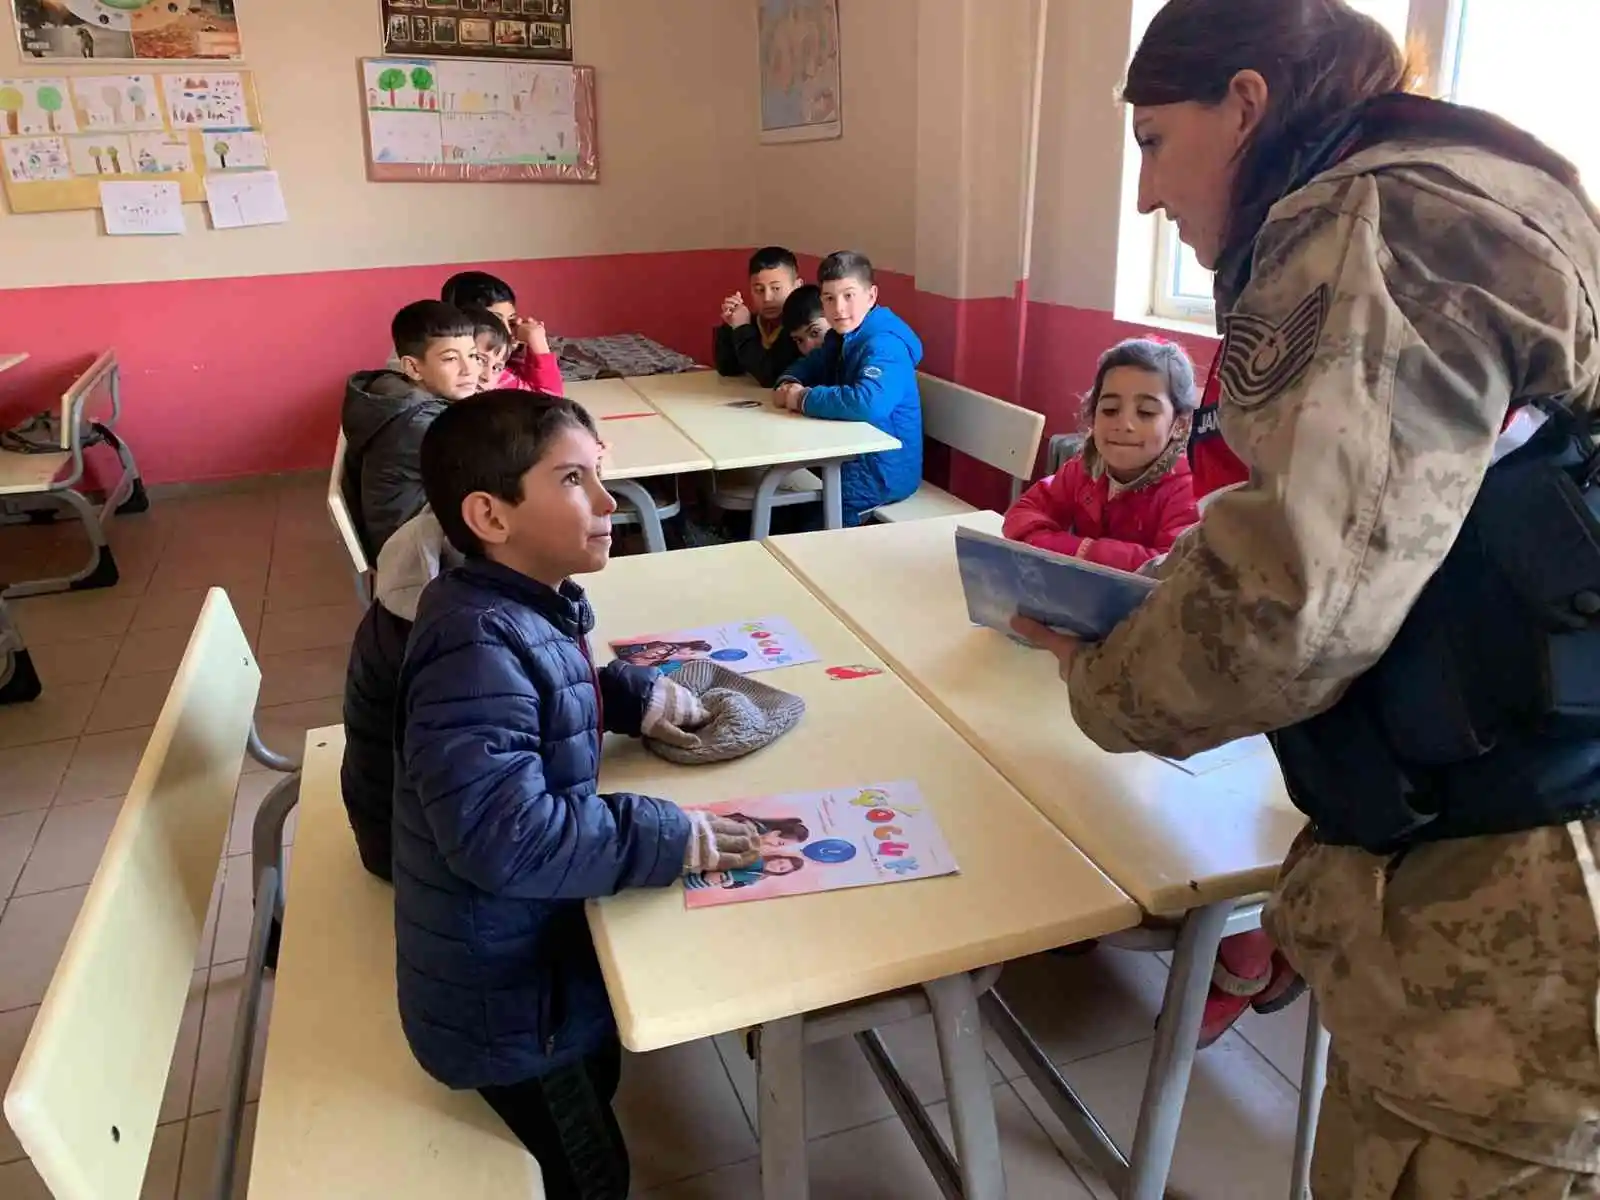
<box><xmin>916</xmin><ymin>372</ymin><xmax>1046</xmax><ymax>483</ymax></box>
<box><xmin>5</xmin><ymin>590</ymin><xmax>259</xmax><ymax>1200</ymax></box>
<box><xmin>328</xmin><ymin>430</ymin><xmax>373</xmax><ymax>603</ymax></box>
<box><xmin>55</xmin><ymin>351</ymin><xmax>120</xmax><ymax>452</ymax></box>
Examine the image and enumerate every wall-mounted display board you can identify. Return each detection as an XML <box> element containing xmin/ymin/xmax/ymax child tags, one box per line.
<box><xmin>379</xmin><ymin>0</ymin><xmax>570</xmax><ymax>62</ymax></box>
<box><xmin>360</xmin><ymin>57</ymin><xmax>595</xmax><ymax>182</ymax></box>
<box><xmin>0</xmin><ymin>69</ymin><xmax>268</xmax><ymax>212</ymax></box>
<box><xmin>14</xmin><ymin>0</ymin><xmax>242</xmax><ymax>62</ymax></box>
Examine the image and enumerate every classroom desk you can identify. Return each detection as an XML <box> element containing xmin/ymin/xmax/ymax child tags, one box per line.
<box><xmin>622</xmin><ymin>370</ymin><xmax>901</xmax><ymax>535</ymax></box>
<box><xmin>767</xmin><ymin>513</ymin><xmax>1314</xmax><ymax>1200</ymax></box>
<box><xmin>568</xmin><ymin>381</ymin><xmax>713</xmax><ymax>553</ymax></box>
<box><xmin>250</xmin><ymin>728</ymin><xmax>544</xmax><ymax>1199</ymax></box>
<box><xmin>582</xmin><ymin>541</ymin><xmax>1137</xmax><ymax>1199</ymax></box>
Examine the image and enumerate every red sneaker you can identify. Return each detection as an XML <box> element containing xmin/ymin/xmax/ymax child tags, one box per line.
<box><xmin>1197</xmin><ymin>930</ymin><xmax>1274</xmax><ymax>1049</ymax></box>
<box><xmin>1199</xmin><ymin>986</ymin><xmax>1254</xmax><ymax>1048</ymax></box>
<box><xmin>1250</xmin><ymin>951</ymin><xmax>1306</xmax><ymax>1015</ymax></box>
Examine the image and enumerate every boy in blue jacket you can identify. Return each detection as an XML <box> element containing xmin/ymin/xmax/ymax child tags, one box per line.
<box><xmin>774</xmin><ymin>250</ymin><xmax>924</xmax><ymax>524</ymax></box>
<box><xmin>394</xmin><ymin>390</ymin><xmax>761</xmax><ymax>1199</ymax></box>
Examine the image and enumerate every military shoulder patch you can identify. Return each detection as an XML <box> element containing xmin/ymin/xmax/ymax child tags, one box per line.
<box><xmin>1218</xmin><ymin>284</ymin><xmax>1329</xmax><ymax>409</ymax></box>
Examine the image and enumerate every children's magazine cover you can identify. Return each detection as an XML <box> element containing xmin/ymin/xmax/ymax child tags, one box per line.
<box><xmin>955</xmin><ymin>525</ymin><xmax>1157</xmax><ymax>642</ymax></box>
<box><xmin>610</xmin><ymin>616</ymin><xmax>818</xmax><ymax>676</ymax></box>
<box><xmin>683</xmin><ymin>781</ymin><xmax>958</xmax><ymax>908</ymax></box>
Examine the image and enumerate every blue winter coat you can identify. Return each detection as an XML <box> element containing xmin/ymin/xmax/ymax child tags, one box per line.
<box><xmin>392</xmin><ymin>559</ymin><xmax>691</xmax><ymax>1089</ymax></box>
<box><xmin>780</xmin><ymin>305</ymin><xmax>925</xmax><ymax>524</ymax></box>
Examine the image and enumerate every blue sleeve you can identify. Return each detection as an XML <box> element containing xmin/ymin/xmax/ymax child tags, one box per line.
<box><xmin>801</xmin><ymin>337</ymin><xmax>913</xmax><ymax>424</ymax></box>
<box><xmin>779</xmin><ymin>345</ymin><xmax>828</xmax><ymax>388</ymax></box>
<box><xmin>599</xmin><ymin>660</ymin><xmax>656</xmax><ymax>736</ymax></box>
<box><xmin>404</xmin><ymin>631</ymin><xmax>689</xmax><ymax>898</ymax></box>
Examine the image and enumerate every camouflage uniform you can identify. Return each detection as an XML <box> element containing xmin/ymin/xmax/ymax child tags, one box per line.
<box><xmin>1067</xmin><ymin>139</ymin><xmax>1600</xmax><ymax>1195</ymax></box>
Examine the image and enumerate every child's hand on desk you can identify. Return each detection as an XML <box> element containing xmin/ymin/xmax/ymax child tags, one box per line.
<box><xmin>683</xmin><ymin>812</ymin><xmax>761</xmax><ymax>874</ymax></box>
<box><xmin>513</xmin><ymin>317</ymin><xmax>551</xmax><ymax>357</ymax></box>
<box><xmin>1010</xmin><ymin>616</ymin><xmax>1083</xmax><ymax>682</ymax></box>
<box><xmin>773</xmin><ymin>382</ymin><xmax>807</xmax><ymax>412</ymax></box>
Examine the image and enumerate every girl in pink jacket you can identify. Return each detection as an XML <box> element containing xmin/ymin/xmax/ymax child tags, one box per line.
<box><xmin>1004</xmin><ymin>338</ymin><xmax>1199</xmax><ymax>570</ymax></box>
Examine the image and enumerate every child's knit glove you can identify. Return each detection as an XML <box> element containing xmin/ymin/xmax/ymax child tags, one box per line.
<box><xmin>682</xmin><ymin>811</ymin><xmax>761</xmax><ymax>875</ymax></box>
<box><xmin>641</xmin><ymin>676</ymin><xmax>710</xmax><ymax>748</ymax></box>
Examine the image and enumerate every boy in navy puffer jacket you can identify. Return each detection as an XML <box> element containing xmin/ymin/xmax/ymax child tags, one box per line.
<box><xmin>395</xmin><ymin>390</ymin><xmax>761</xmax><ymax>1198</ymax></box>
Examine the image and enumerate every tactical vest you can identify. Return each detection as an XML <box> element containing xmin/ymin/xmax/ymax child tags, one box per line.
<box><xmin>1271</xmin><ymin>402</ymin><xmax>1600</xmax><ymax>853</ymax></box>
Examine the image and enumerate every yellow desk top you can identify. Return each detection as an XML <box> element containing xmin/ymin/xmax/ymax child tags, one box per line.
<box><xmin>598</xmin><ymin>414</ymin><xmax>712</xmax><ymax>481</ymax></box>
<box><xmin>769</xmin><ymin>514</ymin><xmax>1303</xmax><ymax>918</ymax></box>
<box><xmin>565</xmin><ymin>377</ymin><xmax>659</xmax><ymax>420</ymax></box>
<box><xmin>622</xmin><ymin>370</ymin><xmax>901</xmax><ymax>472</ymax></box>
<box><xmin>249</xmin><ymin>728</ymin><xmax>543</xmax><ymax>1199</ymax></box>
<box><xmin>582</xmin><ymin>542</ymin><xmax>1137</xmax><ymax>1052</ymax></box>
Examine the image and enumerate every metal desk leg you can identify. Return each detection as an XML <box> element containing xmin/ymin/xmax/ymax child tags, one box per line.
<box><xmin>1290</xmin><ymin>996</ymin><xmax>1329</xmax><ymax>1200</ymax></box>
<box><xmin>819</xmin><ymin>461</ymin><xmax>844</xmax><ymax>530</ymax></box>
<box><xmin>748</xmin><ymin>468</ymin><xmax>791</xmax><ymax>542</ymax></box>
<box><xmin>925</xmin><ymin>973</ymin><xmax>1007</xmax><ymax>1199</ymax></box>
<box><xmin>1125</xmin><ymin>901</ymin><xmax>1232</xmax><ymax>1200</ymax></box>
<box><xmin>606</xmin><ymin>478</ymin><xmax>667</xmax><ymax>554</ymax></box>
<box><xmin>757</xmin><ymin>1016</ymin><xmax>808</xmax><ymax>1200</ymax></box>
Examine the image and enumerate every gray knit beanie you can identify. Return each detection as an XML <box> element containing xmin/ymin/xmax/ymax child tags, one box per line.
<box><xmin>644</xmin><ymin>660</ymin><xmax>806</xmax><ymax>764</ymax></box>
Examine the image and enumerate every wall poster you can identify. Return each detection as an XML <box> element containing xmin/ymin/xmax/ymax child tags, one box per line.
<box><xmin>13</xmin><ymin>0</ymin><xmax>242</xmax><ymax>62</ymax></box>
<box><xmin>379</xmin><ymin>0</ymin><xmax>571</xmax><ymax>63</ymax></box>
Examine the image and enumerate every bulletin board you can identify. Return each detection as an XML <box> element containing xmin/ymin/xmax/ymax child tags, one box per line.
<box><xmin>379</xmin><ymin>0</ymin><xmax>571</xmax><ymax>63</ymax></box>
<box><xmin>0</xmin><ymin>70</ymin><xmax>267</xmax><ymax>213</ymax></box>
<box><xmin>359</xmin><ymin>57</ymin><xmax>596</xmax><ymax>183</ymax></box>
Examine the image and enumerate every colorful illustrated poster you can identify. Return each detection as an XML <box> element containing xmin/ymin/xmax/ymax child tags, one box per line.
<box><xmin>0</xmin><ymin>68</ymin><xmax>265</xmax><ymax>213</ymax></box>
<box><xmin>684</xmin><ymin>782</ymin><xmax>958</xmax><ymax>908</ymax></box>
<box><xmin>758</xmin><ymin>0</ymin><xmax>841</xmax><ymax>144</ymax></box>
<box><xmin>14</xmin><ymin>0</ymin><xmax>242</xmax><ymax>62</ymax></box>
<box><xmin>610</xmin><ymin>616</ymin><xmax>818</xmax><ymax>677</ymax></box>
<box><xmin>360</xmin><ymin>57</ymin><xmax>596</xmax><ymax>183</ymax></box>
<box><xmin>380</xmin><ymin>0</ymin><xmax>571</xmax><ymax>62</ymax></box>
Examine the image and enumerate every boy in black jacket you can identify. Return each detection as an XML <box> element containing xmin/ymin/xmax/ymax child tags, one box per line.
<box><xmin>712</xmin><ymin>246</ymin><xmax>804</xmax><ymax>386</ymax></box>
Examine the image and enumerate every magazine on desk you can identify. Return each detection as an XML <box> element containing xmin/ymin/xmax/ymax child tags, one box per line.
<box><xmin>954</xmin><ymin>526</ymin><xmax>1157</xmax><ymax>641</ymax></box>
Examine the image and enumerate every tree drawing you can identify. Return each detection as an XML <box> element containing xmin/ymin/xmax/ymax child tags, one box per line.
<box><xmin>36</xmin><ymin>85</ymin><xmax>63</xmax><ymax>132</ymax></box>
<box><xmin>377</xmin><ymin>67</ymin><xmax>406</xmax><ymax>107</ymax></box>
<box><xmin>106</xmin><ymin>144</ymin><xmax>122</xmax><ymax>173</ymax></box>
<box><xmin>410</xmin><ymin>66</ymin><xmax>435</xmax><ymax>111</ymax></box>
<box><xmin>89</xmin><ymin>146</ymin><xmax>105</xmax><ymax>173</ymax></box>
<box><xmin>128</xmin><ymin>84</ymin><xmax>148</xmax><ymax>123</ymax></box>
<box><xmin>212</xmin><ymin>139</ymin><xmax>230</xmax><ymax>168</ymax></box>
<box><xmin>0</xmin><ymin>87</ymin><xmax>21</xmax><ymax>135</ymax></box>
<box><xmin>102</xmin><ymin>84</ymin><xmax>125</xmax><ymax>126</ymax></box>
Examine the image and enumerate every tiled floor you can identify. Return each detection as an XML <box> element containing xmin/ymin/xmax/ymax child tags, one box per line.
<box><xmin>0</xmin><ymin>478</ymin><xmax>1309</xmax><ymax>1197</ymax></box>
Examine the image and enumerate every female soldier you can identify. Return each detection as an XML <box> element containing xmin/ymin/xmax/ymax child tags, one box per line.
<box><xmin>1020</xmin><ymin>1</ymin><xmax>1600</xmax><ymax>1194</ymax></box>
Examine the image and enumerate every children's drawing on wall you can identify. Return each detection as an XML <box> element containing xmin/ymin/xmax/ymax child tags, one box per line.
<box><xmin>163</xmin><ymin>72</ymin><xmax>247</xmax><ymax>129</ymax></box>
<box><xmin>0</xmin><ymin>78</ymin><xmax>78</xmax><ymax>136</ymax></box>
<box><xmin>13</xmin><ymin>0</ymin><xmax>242</xmax><ymax>61</ymax></box>
<box><xmin>2</xmin><ymin>134</ymin><xmax>69</xmax><ymax>182</ymax></box>
<box><xmin>758</xmin><ymin>0</ymin><xmax>842</xmax><ymax>144</ymax></box>
<box><xmin>129</xmin><ymin>132</ymin><xmax>192</xmax><ymax>173</ymax></box>
<box><xmin>71</xmin><ymin>75</ymin><xmax>163</xmax><ymax>131</ymax></box>
<box><xmin>67</xmin><ymin>132</ymin><xmax>130</xmax><ymax>175</ymax></box>
<box><xmin>202</xmin><ymin>128</ymin><xmax>265</xmax><ymax>170</ymax></box>
<box><xmin>380</xmin><ymin>0</ymin><xmax>571</xmax><ymax>60</ymax></box>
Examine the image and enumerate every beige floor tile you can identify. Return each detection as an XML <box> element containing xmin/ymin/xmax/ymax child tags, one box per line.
<box><xmin>0</xmin><ymin>740</ymin><xmax>74</xmax><ymax>816</ymax></box>
<box><xmin>147</xmin><ymin>555</ymin><xmax>269</xmax><ymax>599</ymax></box>
<box><xmin>110</xmin><ymin>624</ymin><xmax>199</xmax><ymax>679</ymax></box>
<box><xmin>0</xmin><ymin>1156</ymin><xmax>52</xmax><ymax>1199</ymax></box>
<box><xmin>227</xmin><ymin>771</ymin><xmax>295</xmax><ymax>856</ymax></box>
<box><xmin>256</xmin><ymin>645</ymin><xmax>350</xmax><ymax>708</ymax></box>
<box><xmin>242</xmin><ymin>698</ymin><xmax>343</xmax><ymax>773</ymax></box>
<box><xmin>86</xmin><ymin>668</ymin><xmax>176</xmax><ymax>736</ymax></box>
<box><xmin>190</xmin><ymin>961</ymin><xmax>272</xmax><ymax>1116</ymax></box>
<box><xmin>0</xmin><ymin>885</ymin><xmax>87</xmax><ymax>1011</ymax></box>
<box><xmin>177</xmin><ymin>1103</ymin><xmax>256</xmax><ymax>1200</ymax></box>
<box><xmin>264</xmin><ymin>567</ymin><xmax>362</xmax><ymax>614</ymax></box>
<box><xmin>1233</xmin><ymin>989</ymin><xmax>1314</xmax><ymax>1089</ymax></box>
<box><xmin>254</xmin><ymin>603</ymin><xmax>363</xmax><ymax>658</ymax></box>
<box><xmin>142</xmin><ymin>1121</ymin><xmax>186</xmax><ymax>1200</ymax></box>
<box><xmin>635</xmin><ymin>1156</ymin><xmax>760</xmax><ymax>1199</ymax></box>
<box><xmin>1016</xmin><ymin>1033</ymin><xmax>1299</xmax><ymax>1200</ymax></box>
<box><xmin>161</xmin><ymin>970</ymin><xmax>209</xmax><ymax>1126</ymax></box>
<box><xmin>267</xmin><ymin>538</ymin><xmax>355</xmax><ymax>584</ymax></box>
<box><xmin>131</xmin><ymin>587</ymin><xmax>264</xmax><ymax>636</ymax></box>
<box><xmin>0</xmin><ymin>1005</ymin><xmax>36</xmax><ymax>1162</ymax></box>
<box><xmin>55</xmin><ymin>726</ymin><xmax>153</xmax><ymax>806</ymax></box>
<box><xmin>615</xmin><ymin>1039</ymin><xmax>760</xmax><ymax>1192</ymax></box>
<box><xmin>988</xmin><ymin>948</ymin><xmax>1171</xmax><ymax>1076</ymax></box>
<box><xmin>927</xmin><ymin>1083</ymin><xmax>1098</xmax><ymax>1200</ymax></box>
<box><xmin>210</xmin><ymin>853</ymin><xmax>256</xmax><ymax>966</ymax></box>
<box><xmin>32</xmin><ymin>635</ymin><xmax>120</xmax><ymax>688</ymax></box>
<box><xmin>0</xmin><ymin>683</ymin><xmax>99</xmax><ymax>750</ymax></box>
<box><xmin>0</xmin><ymin>810</ymin><xmax>45</xmax><ymax>897</ymax></box>
<box><xmin>11</xmin><ymin>796</ymin><xmax>118</xmax><ymax>896</ymax></box>
<box><xmin>9</xmin><ymin>592</ymin><xmax>140</xmax><ymax>646</ymax></box>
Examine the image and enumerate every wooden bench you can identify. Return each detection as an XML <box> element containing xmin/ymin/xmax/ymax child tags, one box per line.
<box><xmin>871</xmin><ymin>372</ymin><xmax>1045</xmax><ymax>524</ymax></box>
<box><xmin>246</xmin><ymin>725</ymin><xmax>544</xmax><ymax>1198</ymax></box>
<box><xmin>327</xmin><ymin>431</ymin><xmax>373</xmax><ymax>605</ymax></box>
<box><xmin>4</xmin><ymin>589</ymin><xmax>259</xmax><ymax>1199</ymax></box>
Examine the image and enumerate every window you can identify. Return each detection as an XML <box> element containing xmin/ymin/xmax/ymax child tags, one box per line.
<box><xmin>1145</xmin><ymin>0</ymin><xmax>1600</xmax><ymax>326</ymax></box>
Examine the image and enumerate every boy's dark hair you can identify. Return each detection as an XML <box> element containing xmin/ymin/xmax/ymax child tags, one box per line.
<box><xmin>440</xmin><ymin>271</ymin><xmax>516</xmax><ymax>312</ymax></box>
<box><xmin>780</xmin><ymin>285</ymin><xmax>824</xmax><ymax>334</ymax></box>
<box><xmin>420</xmin><ymin>390</ymin><xmax>599</xmax><ymax>557</ymax></box>
<box><xmin>748</xmin><ymin>246</ymin><xmax>799</xmax><ymax>277</ymax></box>
<box><xmin>1084</xmin><ymin>337</ymin><xmax>1199</xmax><ymax>417</ymax></box>
<box><xmin>462</xmin><ymin>305</ymin><xmax>510</xmax><ymax>355</ymax></box>
<box><xmin>392</xmin><ymin>300</ymin><xmax>475</xmax><ymax>361</ymax></box>
<box><xmin>817</xmin><ymin>251</ymin><xmax>874</xmax><ymax>287</ymax></box>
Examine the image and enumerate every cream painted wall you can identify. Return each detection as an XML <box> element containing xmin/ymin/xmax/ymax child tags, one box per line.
<box><xmin>0</xmin><ymin>0</ymin><xmax>753</xmax><ymax>288</ymax></box>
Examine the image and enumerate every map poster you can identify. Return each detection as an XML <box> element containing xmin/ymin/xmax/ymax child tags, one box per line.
<box><xmin>14</xmin><ymin>0</ymin><xmax>242</xmax><ymax>62</ymax></box>
<box><xmin>758</xmin><ymin>0</ymin><xmax>840</xmax><ymax>144</ymax></box>
<box><xmin>379</xmin><ymin>0</ymin><xmax>572</xmax><ymax>63</ymax></box>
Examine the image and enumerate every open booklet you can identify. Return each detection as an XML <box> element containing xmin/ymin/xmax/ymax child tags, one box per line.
<box><xmin>683</xmin><ymin>781</ymin><xmax>958</xmax><ymax>908</ymax></box>
<box><xmin>955</xmin><ymin>525</ymin><xmax>1157</xmax><ymax>641</ymax></box>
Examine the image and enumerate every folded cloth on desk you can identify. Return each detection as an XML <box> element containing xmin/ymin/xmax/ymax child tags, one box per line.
<box><xmin>643</xmin><ymin>660</ymin><xmax>805</xmax><ymax>764</ymax></box>
<box><xmin>551</xmin><ymin>333</ymin><xmax>700</xmax><ymax>382</ymax></box>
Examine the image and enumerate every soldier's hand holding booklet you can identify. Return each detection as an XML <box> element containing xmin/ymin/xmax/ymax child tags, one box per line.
<box><xmin>954</xmin><ymin>526</ymin><xmax>1157</xmax><ymax>642</ymax></box>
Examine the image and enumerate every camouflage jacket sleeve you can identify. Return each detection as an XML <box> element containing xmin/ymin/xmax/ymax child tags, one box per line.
<box><xmin>1067</xmin><ymin>169</ymin><xmax>1592</xmax><ymax>758</ymax></box>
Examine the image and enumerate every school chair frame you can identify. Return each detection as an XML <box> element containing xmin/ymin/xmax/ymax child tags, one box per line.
<box><xmin>0</xmin><ymin>350</ymin><xmax>148</xmax><ymax>600</ymax></box>
<box><xmin>710</xmin><ymin>466</ymin><xmax>826</xmax><ymax>529</ymax></box>
<box><xmin>0</xmin><ymin>595</ymin><xmax>42</xmax><ymax>705</ymax></box>
<box><xmin>3</xmin><ymin>589</ymin><xmax>263</xmax><ymax>1200</ymax></box>
<box><xmin>1045</xmin><ymin>431</ymin><xmax>1086</xmax><ymax>477</ymax></box>
<box><xmin>328</xmin><ymin>430</ymin><xmax>374</xmax><ymax>605</ymax></box>
<box><xmin>872</xmin><ymin>374</ymin><xmax>1046</xmax><ymax>524</ymax></box>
